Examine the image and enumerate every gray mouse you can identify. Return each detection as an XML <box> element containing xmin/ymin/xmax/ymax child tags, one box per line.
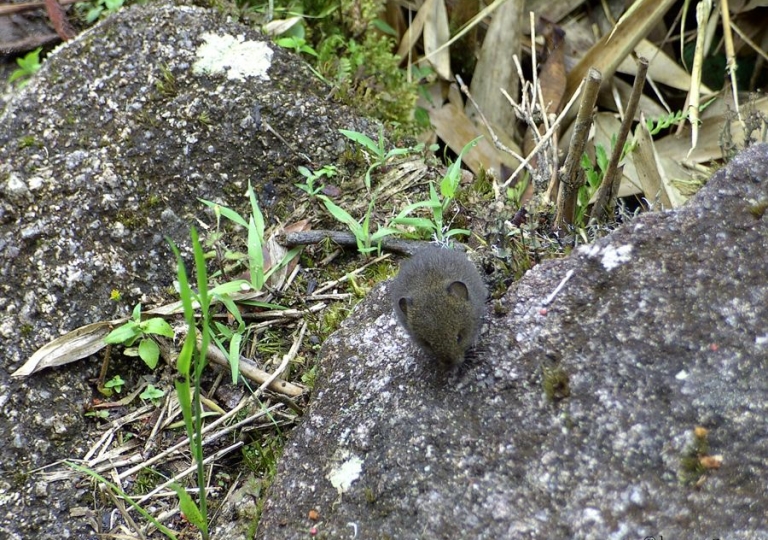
<box><xmin>391</xmin><ymin>246</ymin><xmax>487</xmax><ymax>366</ymax></box>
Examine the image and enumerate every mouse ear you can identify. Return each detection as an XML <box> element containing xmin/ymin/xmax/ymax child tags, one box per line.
<box><xmin>398</xmin><ymin>297</ymin><xmax>412</xmax><ymax>316</ymax></box>
<box><xmin>447</xmin><ymin>281</ymin><xmax>469</xmax><ymax>300</ymax></box>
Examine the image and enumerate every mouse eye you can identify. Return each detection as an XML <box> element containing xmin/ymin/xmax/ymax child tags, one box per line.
<box><xmin>456</xmin><ymin>331</ymin><xmax>464</xmax><ymax>344</ymax></box>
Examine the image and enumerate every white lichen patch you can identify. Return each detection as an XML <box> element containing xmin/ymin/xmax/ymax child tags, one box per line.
<box><xmin>326</xmin><ymin>452</ymin><xmax>363</xmax><ymax>494</ymax></box>
<box><xmin>581</xmin><ymin>243</ymin><xmax>633</xmax><ymax>271</ymax></box>
<box><xmin>193</xmin><ymin>33</ymin><xmax>273</xmax><ymax>82</ymax></box>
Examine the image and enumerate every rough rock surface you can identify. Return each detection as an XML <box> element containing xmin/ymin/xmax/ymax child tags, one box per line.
<box><xmin>256</xmin><ymin>144</ymin><xmax>768</xmax><ymax>539</ymax></box>
<box><xmin>0</xmin><ymin>3</ymin><xmax>375</xmax><ymax>538</ymax></box>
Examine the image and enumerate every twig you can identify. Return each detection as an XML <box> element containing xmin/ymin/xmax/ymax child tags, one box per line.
<box><xmin>279</xmin><ymin>230</ymin><xmax>432</xmax><ymax>256</ymax></box>
<box><xmin>554</xmin><ymin>68</ymin><xmax>602</xmax><ymax>230</ymax></box>
<box><xmin>203</xmin><ymin>339</ymin><xmax>306</xmax><ymax>397</ymax></box>
<box><xmin>542</xmin><ymin>269</ymin><xmax>574</xmax><ymax>306</ymax></box>
<box><xmin>134</xmin><ymin>441</ymin><xmax>244</xmax><ymax>508</ymax></box>
<box><xmin>591</xmin><ymin>57</ymin><xmax>648</xmax><ymax>222</ymax></box>
<box><xmin>455</xmin><ymin>73</ymin><xmax>526</xmax><ymax>167</ymax></box>
<box><xmin>116</xmin><ymin>403</ymin><xmax>284</xmax><ymax>481</ymax></box>
<box><xmin>262</xmin><ymin>120</ymin><xmax>312</xmax><ymax>163</ymax></box>
<box><xmin>0</xmin><ymin>0</ymin><xmax>79</xmax><ymax>16</ymax></box>
<box><xmin>313</xmin><ymin>253</ymin><xmax>391</xmax><ymax>295</ymax></box>
<box><xmin>256</xmin><ymin>320</ymin><xmax>307</xmax><ymax>396</ymax></box>
<box><xmin>500</xmin><ymin>80</ymin><xmax>585</xmax><ymax>190</ymax></box>
<box><xmin>720</xmin><ymin>0</ymin><xmax>742</xmax><ymax>126</ymax></box>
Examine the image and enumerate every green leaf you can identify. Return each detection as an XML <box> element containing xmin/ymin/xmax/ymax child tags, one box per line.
<box><xmin>104</xmin><ymin>375</ymin><xmax>125</xmax><ymax>392</ymax></box>
<box><xmin>319</xmin><ymin>196</ymin><xmax>360</xmax><ymax>232</ymax></box>
<box><xmin>247</xmin><ymin>216</ymin><xmax>265</xmax><ymax>290</ymax></box>
<box><xmin>444</xmin><ymin>228</ymin><xmax>470</xmax><ymax>238</ymax></box>
<box><xmin>395</xmin><ymin>199</ymin><xmax>440</xmax><ymax>219</ymax></box>
<box><xmin>297</xmin><ymin>166</ymin><xmax>314</xmax><ymax>179</ymax></box>
<box><xmin>248</xmin><ymin>183</ymin><xmax>265</xmax><ymax>238</ymax></box>
<box><xmin>392</xmin><ymin>216</ymin><xmax>436</xmax><ymax>231</ymax></box>
<box><xmin>370</xmin><ymin>227</ymin><xmax>399</xmax><ymax>242</ymax></box>
<box><xmin>170</xmin><ymin>482</ymin><xmax>207</xmax><ymax>533</ymax></box>
<box><xmin>140</xmin><ymin>384</ymin><xmax>165</xmax><ymax>402</ymax></box>
<box><xmin>104</xmin><ymin>322</ymin><xmax>140</xmax><ymax>344</ymax></box>
<box><xmin>372</xmin><ymin>18</ymin><xmax>398</xmax><ymax>36</ymax></box>
<box><xmin>263</xmin><ymin>246</ymin><xmax>302</xmax><ymax>282</ymax></box>
<box><xmin>209</xmin><ymin>279</ymin><xmax>250</xmax><ymax>296</ymax></box>
<box><xmin>442</xmin><ymin>136</ymin><xmax>482</xmax><ymax>197</ymax></box>
<box><xmin>174</xmin><ymin>377</ymin><xmax>194</xmax><ymax>449</ymax></box>
<box><xmin>169</xmin><ymin>239</ymin><xmax>195</xmax><ymax>335</ymax></box>
<box><xmin>228</xmin><ymin>332</ymin><xmax>242</xmax><ymax>384</ymax></box>
<box><xmin>141</xmin><ymin>317</ymin><xmax>174</xmax><ymax>338</ymax></box>
<box><xmin>138</xmin><ymin>338</ymin><xmax>160</xmax><ymax>369</ymax></box>
<box><xmin>199</xmin><ymin>199</ymin><xmax>248</xmax><ymax>228</ymax></box>
<box><xmin>339</xmin><ymin>129</ymin><xmax>383</xmax><ymax>158</ymax></box>
<box><xmin>86</xmin><ymin>6</ymin><xmax>103</xmax><ymax>23</ymax></box>
<box><xmin>176</xmin><ymin>330</ymin><xmax>194</xmax><ymax>376</ymax></box>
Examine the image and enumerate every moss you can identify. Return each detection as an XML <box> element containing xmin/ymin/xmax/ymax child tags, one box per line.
<box><xmin>155</xmin><ymin>63</ymin><xmax>178</xmax><ymax>98</ymax></box>
<box><xmin>317</xmin><ymin>33</ymin><xmax>418</xmax><ymax>128</ymax></box>
<box><xmin>134</xmin><ymin>467</ymin><xmax>166</xmax><ymax>495</ymax></box>
<box><xmin>748</xmin><ymin>199</ymin><xmax>768</xmax><ymax>219</ymax></box>
<box><xmin>679</xmin><ymin>426</ymin><xmax>713</xmax><ymax>485</ymax></box>
<box><xmin>18</xmin><ymin>136</ymin><xmax>40</xmax><ymax>149</ymax></box>
<box><xmin>542</xmin><ymin>364</ymin><xmax>570</xmax><ymax>402</ymax></box>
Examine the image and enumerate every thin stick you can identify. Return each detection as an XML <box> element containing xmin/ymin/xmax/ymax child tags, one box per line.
<box><xmin>134</xmin><ymin>441</ymin><xmax>244</xmax><ymax>507</ymax></box>
<box><xmin>500</xmin><ymin>80</ymin><xmax>585</xmax><ymax>190</ymax></box>
<box><xmin>591</xmin><ymin>57</ymin><xmax>648</xmax><ymax>222</ymax></box>
<box><xmin>116</xmin><ymin>403</ymin><xmax>283</xmax><ymax>481</ymax></box>
<box><xmin>554</xmin><ymin>68</ymin><xmax>602</xmax><ymax>229</ymax></box>
<box><xmin>256</xmin><ymin>321</ymin><xmax>307</xmax><ymax>396</ymax></box>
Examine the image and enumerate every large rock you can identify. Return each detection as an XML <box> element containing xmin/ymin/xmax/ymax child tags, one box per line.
<box><xmin>256</xmin><ymin>144</ymin><xmax>768</xmax><ymax>538</ymax></box>
<box><xmin>0</xmin><ymin>3</ymin><xmax>374</xmax><ymax>537</ymax></box>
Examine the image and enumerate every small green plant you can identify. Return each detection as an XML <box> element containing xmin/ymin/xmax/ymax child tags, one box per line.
<box><xmin>66</xmin><ymin>462</ymin><xmax>180</xmax><ymax>539</ymax></box>
<box><xmin>140</xmin><ymin>384</ymin><xmax>165</xmax><ymax>406</ymax></box>
<box><xmin>645</xmin><ymin>98</ymin><xmax>715</xmax><ymax>136</ymax></box>
<box><xmin>318</xmin><ymin>193</ymin><xmax>398</xmax><ymax>255</ymax></box>
<box><xmin>155</xmin><ymin>63</ymin><xmax>178</xmax><ymax>97</ymax></box>
<box><xmin>169</xmin><ymin>227</ymin><xmax>213</xmax><ymax>540</ymax></box>
<box><xmin>506</xmin><ymin>178</ymin><xmax>529</xmax><ymax>208</ymax></box>
<box><xmin>104</xmin><ymin>375</ymin><xmax>126</xmax><ymax>394</ymax></box>
<box><xmin>300</xmin><ymin>365</ymin><xmax>317</xmax><ymax>389</ymax></box>
<box><xmin>275</xmin><ymin>36</ymin><xmax>318</xmax><ymax>57</ymax></box>
<box><xmin>577</xmin><ymin>146</ymin><xmax>609</xmax><ymax>226</ymax></box>
<box><xmin>392</xmin><ymin>137</ymin><xmax>480</xmax><ymax>241</ymax></box>
<box><xmin>9</xmin><ymin>48</ymin><xmax>42</xmax><ymax>88</ymax></box>
<box><xmin>296</xmin><ymin>164</ymin><xmax>338</xmax><ymax>196</ymax></box>
<box><xmin>80</xmin><ymin>0</ymin><xmax>125</xmax><ymax>23</ymax></box>
<box><xmin>340</xmin><ymin>127</ymin><xmax>421</xmax><ymax>190</ymax></box>
<box><xmin>542</xmin><ymin>365</ymin><xmax>570</xmax><ymax>402</ymax></box>
<box><xmin>199</xmin><ymin>184</ymin><xmax>299</xmax><ymax>383</ymax></box>
<box><xmin>104</xmin><ymin>303</ymin><xmax>175</xmax><ymax>369</ymax></box>
<box><xmin>646</xmin><ymin>108</ymin><xmax>688</xmax><ymax>136</ymax></box>
<box><xmin>200</xmin><ymin>183</ymin><xmax>301</xmax><ymax>292</ymax></box>
<box><xmin>109</xmin><ymin>289</ymin><xmax>122</xmax><ymax>301</ymax></box>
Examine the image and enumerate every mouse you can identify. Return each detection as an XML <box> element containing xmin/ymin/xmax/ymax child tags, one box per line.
<box><xmin>390</xmin><ymin>245</ymin><xmax>488</xmax><ymax>367</ymax></box>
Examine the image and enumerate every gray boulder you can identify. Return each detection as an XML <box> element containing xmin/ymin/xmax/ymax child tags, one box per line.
<box><xmin>256</xmin><ymin>143</ymin><xmax>768</xmax><ymax>539</ymax></box>
<box><xmin>0</xmin><ymin>3</ymin><xmax>374</xmax><ymax>537</ymax></box>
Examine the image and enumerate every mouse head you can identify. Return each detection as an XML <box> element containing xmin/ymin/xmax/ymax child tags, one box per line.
<box><xmin>397</xmin><ymin>279</ymin><xmax>478</xmax><ymax>366</ymax></box>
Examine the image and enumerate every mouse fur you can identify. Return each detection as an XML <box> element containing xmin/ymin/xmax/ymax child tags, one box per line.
<box><xmin>391</xmin><ymin>246</ymin><xmax>487</xmax><ymax>366</ymax></box>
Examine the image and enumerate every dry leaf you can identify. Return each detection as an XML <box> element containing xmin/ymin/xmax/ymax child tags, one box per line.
<box><xmin>11</xmin><ymin>320</ymin><xmax>121</xmax><ymax>377</ymax></box>
<box><xmin>422</xmin><ymin>0</ymin><xmax>452</xmax><ymax>80</ymax></box>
